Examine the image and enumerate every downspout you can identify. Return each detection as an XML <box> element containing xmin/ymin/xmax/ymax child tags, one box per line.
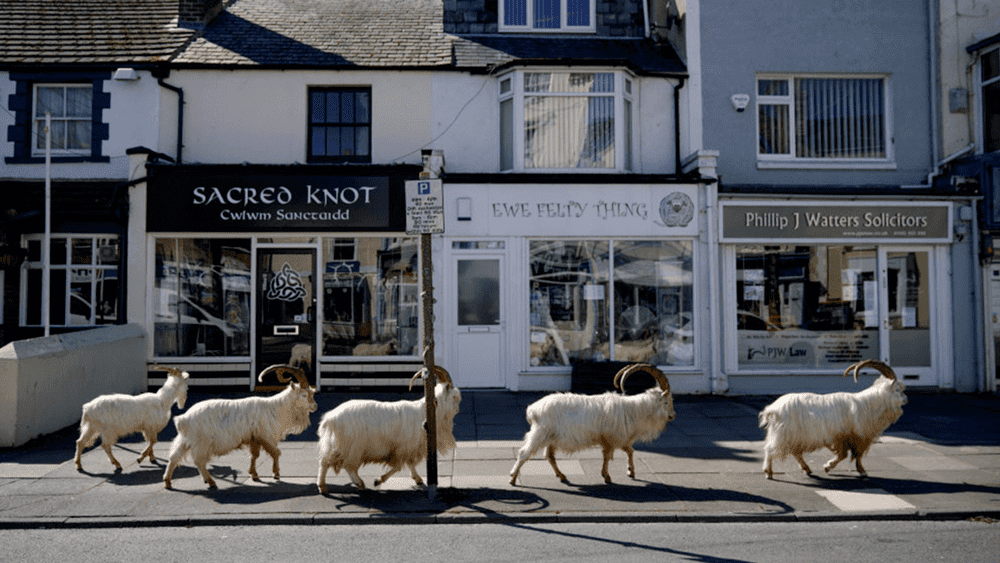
<box><xmin>642</xmin><ymin>0</ymin><xmax>650</xmax><ymax>38</ymax></box>
<box><xmin>674</xmin><ymin>77</ymin><xmax>685</xmax><ymax>174</ymax></box>
<box><xmin>156</xmin><ymin>78</ymin><xmax>184</xmax><ymax>164</ymax></box>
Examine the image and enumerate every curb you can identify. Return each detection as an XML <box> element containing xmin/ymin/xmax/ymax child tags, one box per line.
<box><xmin>2</xmin><ymin>510</ymin><xmax>998</xmax><ymax>530</ymax></box>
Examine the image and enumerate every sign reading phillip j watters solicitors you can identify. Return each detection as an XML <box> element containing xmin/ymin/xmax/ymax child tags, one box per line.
<box><xmin>146</xmin><ymin>171</ymin><xmax>392</xmax><ymax>232</ymax></box>
<box><xmin>720</xmin><ymin>201</ymin><xmax>952</xmax><ymax>243</ymax></box>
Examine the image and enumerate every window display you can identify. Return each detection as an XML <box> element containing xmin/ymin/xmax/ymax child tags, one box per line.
<box><xmin>529</xmin><ymin>239</ymin><xmax>693</xmax><ymax>367</ymax></box>
<box><xmin>321</xmin><ymin>237</ymin><xmax>418</xmax><ymax>357</ymax></box>
<box><xmin>153</xmin><ymin>238</ymin><xmax>251</xmax><ymax>357</ymax></box>
<box><xmin>736</xmin><ymin>245</ymin><xmax>880</xmax><ymax>369</ymax></box>
<box><xmin>22</xmin><ymin>234</ymin><xmax>120</xmax><ymax>328</ymax></box>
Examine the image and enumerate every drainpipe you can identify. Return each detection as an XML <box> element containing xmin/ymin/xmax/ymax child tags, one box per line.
<box><xmin>156</xmin><ymin>77</ymin><xmax>184</xmax><ymax>164</ymax></box>
<box><xmin>674</xmin><ymin>77</ymin><xmax>685</xmax><ymax>175</ymax></box>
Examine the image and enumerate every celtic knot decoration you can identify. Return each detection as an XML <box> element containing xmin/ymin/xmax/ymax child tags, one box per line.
<box><xmin>266</xmin><ymin>262</ymin><xmax>308</xmax><ymax>302</ymax></box>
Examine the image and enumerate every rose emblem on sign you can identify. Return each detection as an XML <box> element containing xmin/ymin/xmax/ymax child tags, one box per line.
<box><xmin>659</xmin><ymin>192</ymin><xmax>694</xmax><ymax>227</ymax></box>
<box><xmin>266</xmin><ymin>262</ymin><xmax>308</xmax><ymax>302</ymax></box>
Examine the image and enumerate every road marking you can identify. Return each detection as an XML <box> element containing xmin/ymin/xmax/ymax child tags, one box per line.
<box><xmin>815</xmin><ymin>488</ymin><xmax>916</xmax><ymax>511</ymax></box>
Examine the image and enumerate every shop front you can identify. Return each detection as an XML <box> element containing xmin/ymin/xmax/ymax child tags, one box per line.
<box><xmin>441</xmin><ymin>180</ymin><xmax>711</xmax><ymax>393</ymax></box>
<box><xmin>719</xmin><ymin>199</ymin><xmax>958</xmax><ymax>393</ymax></box>
<box><xmin>136</xmin><ymin>164</ymin><xmax>424</xmax><ymax>389</ymax></box>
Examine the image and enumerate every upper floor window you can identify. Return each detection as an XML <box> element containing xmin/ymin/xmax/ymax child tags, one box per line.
<box><xmin>756</xmin><ymin>75</ymin><xmax>892</xmax><ymax>168</ymax></box>
<box><xmin>308</xmin><ymin>87</ymin><xmax>371</xmax><ymax>163</ymax></box>
<box><xmin>32</xmin><ymin>84</ymin><xmax>92</xmax><ymax>157</ymax></box>
<box><xmin>500</xmin><ymin>0</ymin><xmax>595</xmax><ymax>33</ymax></box>
<box><xmin>500</xmin><ymin>70</ymin><xmax>633</xmax><ymax>172</ymax></box>
<box><xmin>980</xmin><ymin>47</ymin><xmax>999</xmax><ymax>153</ymax></box>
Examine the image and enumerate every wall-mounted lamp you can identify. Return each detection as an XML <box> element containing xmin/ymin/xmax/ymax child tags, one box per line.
<box><xmin>113</xmin><ymin>67</ymin><xmax>140</xmax><ymax>81</ymax></box>
<box><xmin>731</xmin><ymin>93</ymin><xmax>750</xmax><ymax>113</ymax></box>
<box><xmin>457</xmin><ymin>197</ymin><xmax>472</xmax><ymax>221</ymax></box>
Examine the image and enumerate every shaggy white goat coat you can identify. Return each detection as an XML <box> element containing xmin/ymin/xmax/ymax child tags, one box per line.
<box><xmin>75</xmin><ymin>367</ymin><xmax>189</xmax><ymax>471</ymax></box>
<box><xmin>317</xmin><ymin>368</ymin><xmax>461</xmax><ymax>492</ymax></box>
<box><xmin>163</xmin><ymin>365</ymin><xmax>316</xmax><ymax>489</ymax></box>
<box><xmin>759</xmin><ymin>359</ymin><xmax>907</xmax><ymax>479</ymax></box>
<box><xmin>509</xmin><ymin>364</ymin><xmax>675</xmax><ymax>485</ymax></box>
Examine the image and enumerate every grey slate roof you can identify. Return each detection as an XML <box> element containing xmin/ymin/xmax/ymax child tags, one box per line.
<box><xmin>173</xmin><ymin>0</ymin><xmax>453</xmax><ymax>67</ymax></box>
<box><xmin>0</xmin><ymin>0</ymin><xmax>196</xmax><ymax>65</ymax></box>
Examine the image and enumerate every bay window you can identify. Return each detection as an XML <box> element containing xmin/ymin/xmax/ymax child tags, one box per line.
<box><xmin>501</xmin><ymin>70</ymin><xmax>634</xmax><ymax>172</ymax></box>
<box><xmin>757</xmin><ymin>75</ymin><xmax>891</xmax><ymax>167</ymax></box>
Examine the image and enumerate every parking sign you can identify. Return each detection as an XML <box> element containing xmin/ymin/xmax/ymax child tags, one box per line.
<box><xmin>405</xmin><ymin>179</ymin><xmax>444</xmax><ymax>234</ymax></box>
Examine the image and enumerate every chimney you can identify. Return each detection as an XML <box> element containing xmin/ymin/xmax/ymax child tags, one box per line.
<box><xmin>178</xmin><ymin>0</ymin><xmax>224</xmax><ymax>27</ymax></box>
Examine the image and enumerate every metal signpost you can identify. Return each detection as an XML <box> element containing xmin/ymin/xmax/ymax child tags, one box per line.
<box><xmin>405</xmin><ymin>178</ymin><xmax>444</xmax><ymax>499</ymax></box>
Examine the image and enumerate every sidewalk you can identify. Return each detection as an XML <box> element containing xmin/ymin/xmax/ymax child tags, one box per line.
<box><xmin>1</xmin><ymin>390</ymin><xmax>998</xmax><ymax>528</ymax></box>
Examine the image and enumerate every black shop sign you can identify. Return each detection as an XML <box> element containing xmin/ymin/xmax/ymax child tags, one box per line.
<box><xmin>147</xmin><ymin>168</ymin><xmax>401</xmax><ymax>232</ymax></box>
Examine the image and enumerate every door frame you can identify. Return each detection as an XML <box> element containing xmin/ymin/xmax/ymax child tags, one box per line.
<box><xmin>446</xmin><ymin>241</ymin><xmax>508</xmax><ymax>388</ymax></box>
<box><xmin>877</xmin><ymin>245</ymin><xmax>940</xmax><ymax>386</ymax></box>
<box><xmin>254</xmin><ymin>244</ymin><xmax>319</xmax><ymax>390</ymax></box>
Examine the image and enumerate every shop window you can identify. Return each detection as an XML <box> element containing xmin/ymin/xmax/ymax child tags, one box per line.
<box><xmin>153</xmin><ymin>238</ymin><xmax>251</xmax><ymax>357</ymax></box>
<box><xmin>500</xmin><ymin>0</ymin><xmax>595</xmax><ymax>32</ymax></box>
<box><xmin>735</xmin><ymin>245</ymin><xmax>880</xmax><ymax>369</ymax></box>
<box><xmin>21</xmin><ymin>235</ymin><xmax>120</xmax><ymax>327</ymax></box>
<box><xmin>500</xmin><ymin>70</ymin><xmax>633</xmax><ymax>172</ymax></box>
<box><xmin>529</xmin><ymin>239</ymin><xmax>693</xmax><ymax>367</ymax></box>
<box><xmin>321</xmin><ymin>237</ymin><xmax>419</xmax><ymax>357</ymax></box>
<box><xmin>308</xmin><ymin>87</ymin><xmax>371</xmax><ymax>163</ymax></box>
<box><xmin>980</xmin><ymin>46</ymin><xmax>999</xmax><ymax>153</ymax></box>
<box><xmin>756</xmin><ymin>75</ymin><xmax>891</xmax><ymax>166</ymax></box>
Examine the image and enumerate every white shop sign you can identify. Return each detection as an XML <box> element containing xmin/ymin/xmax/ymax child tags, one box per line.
<box><xmin>445</xmin><ymin>184</ymin><xmax>700</xmax><ymax>237</ymax></box>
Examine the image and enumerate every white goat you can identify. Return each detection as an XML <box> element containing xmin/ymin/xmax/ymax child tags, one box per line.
<box><xmin>316</xmin><ymin>366</ymin><xmax>461</xmax><ymax>493</ymax></box>
<box><xmin>759</xmin><ymin>359</ymin><xmax>907</xmax><ymax>479</ymax></box>
<box><xmin>75</xmin><ymin>366</ymin><xmax>189</xmax><ymax>472</ymax></box>
<box><xmin>509</xmin><ymin>363</ymin><xmax>675</xmax><ymax>485</ymax></box>
<box><xmin>163</xmin><ymin>365</ymin><xmax>317</xmax><ymax>489</ymax></box>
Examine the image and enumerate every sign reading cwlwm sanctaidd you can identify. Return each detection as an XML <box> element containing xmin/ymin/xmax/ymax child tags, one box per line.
<box><xmin>405</xmin><ymin>179</ymin><xmax>444</xmax><ymax>234</ymax></box>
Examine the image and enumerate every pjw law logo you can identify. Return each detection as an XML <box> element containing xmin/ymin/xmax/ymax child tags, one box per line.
<box><xmin>747</xmin><ymin>344</ymin><xmax>810</xmax><ymax>361</ymax></box>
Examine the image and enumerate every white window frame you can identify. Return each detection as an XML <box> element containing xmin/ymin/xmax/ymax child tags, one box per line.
<box><xmin>755</xmin><ymin>73</ymin><xmax>895</xmax><ymax>170</ymax></box>
<box><xmin>975</xmin><ymin>45</ymin><xmax>1000</xmax><ymax>154</ymax></box>
<box><xmin>20</xmin><ymin>234</ymin><xmax>120</xmax><ymax>327</ymax></box>
<box><xmin>31</xmin><ymin>83</ymin><xmax>93</xmax><ymax>158</ymax></box>
<box><xmin>499</xmin><ymin>0</ymin><xmax>596</xmax><ymax>33</ymax></box>
<box><xmin>499</xmin><ymin>68</ymin><xmax>635</xmax><ymax>173</ymax></box>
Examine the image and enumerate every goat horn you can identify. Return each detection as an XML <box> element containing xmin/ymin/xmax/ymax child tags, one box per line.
<box><xmin>408</xmin><ymin>365</ymin><xmax>453</xmax><ymax>391</ymax></box>
<box><xmin>614</xmin><ymin>363</ymin><xmax>670</xmax><ymax>394</ymax></box>
<box><xmin>259</xmin><ymin>364</ymin><xmax>308</xmax><ymax>387</ymax></box>
<box><xmin>151</xmin><ymin>365</ymin><xmax>183</xmax><ymax>378</ymax></box>
<box><xmin>843</xmin><ymin>359</ymin><xmax>897</xmax><ymax>383</ymax></box>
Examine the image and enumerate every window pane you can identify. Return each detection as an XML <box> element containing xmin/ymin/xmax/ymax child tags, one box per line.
<box><xmin>533</xmin><ymin>0</ymin><xmax>560</xmax><ymax>28</ymax></box>
<box><xmin>624</xmin><ymin>98</ymin><xmax>632</xmax><ymax>171</ymax></box>
<box><xmin>758</xmin><ymin>79</ymin><xmax>788</xmax><ymax>96</ymax></box>
<box><xmin>97</xmin><ymin>238</ymin><xmax>120</xmax><ymax>265</ymax></box>
<box><xmin>36</xmin><ymin>87</ymin><xmax>63</xmax><ymax>117</ymax></box>
<box><xmin>457</xmin><ymin>259</ymin><xmax>500</xmax><ymax>326</ymax></box>
<box><xmin>887</xmin><ymin>251</ymin><xmax>930</xmax><ymax>367</ymax></box>
<box><xmin>310</xmin><ymin>91</ymin><xmax>325</xmax><ymax>122</ymax></box>
<box><xmin>983</xmin><ymin>49</ymin><xmax>999</xmax><ymax>82</ymax></box>
<box><xmin>50</xmin><ymin>238</ymin><xmax>67</xmax><ymax>265</ymax></box>
<box><xmin>341</xmin><ymin>92</ymin><xmax>356</xmax><ymax>124</ymax></box>
<box><xmin>72</xmin><ymin>238</ymin><xmax>93</xmax><ymax>265</ymax></box>
<box><xmin>70</xmin><ymin>278</ymin><xmax>92</xmax><ymax>325</ymax></box>
<box><xmin>795</xmin><ymin>78</ymin><xmax>884</xmax><ymax>159</ymax></box>
<box><xmin>736</xmin><ymin>245</ymin><xmax>879</xmax><ymax>369</ymax></box>
<box><xmin>529</xmin><ymin>240</ymin><xmax>609</xmax><ymax>366</ymax></box>
<box><xmin>525</xmin><ymin>73</ymin><xmax>552</xmax><ymax>93</ymax></box>
<box><xmin>25</xmin><ymin>268</ymin><xmax>42</xmax><ymax>325</ymax></box>
<box><xmin>613</xmin><ymin>241</ymin><xmax>693</xmax><ymax>366</ymax></box>
<box><xmin>311</xmin><ymin>126</ymin><xmax>326</xmax><ymax>156</ymax></box>
<box><xmin>326</xmin><ymin>126</ymin><xmax>342</xmax><ymax>156</ymax></box>
<box><xmin>95</xmin><ymin>269</ymin><xmax>119</xmax><ymax>324</ymax></box>
<box><xmin>341</xmin><ymin>126</ymin><xmax>355</xmax><ymax>156</ymax></box>
<box><xmin>50</xmin><ymin>269</ymin><xmax>67</xmax><ymax>325</ymax></box>
<box><xmin>985</xmin><ymin>80</ymin><xmax>1000</xmax><ymax>153</ymax></box>
<box><xmin>153</xmin><ymin>238</ymin><xmax>251</xmax><ymax>357</ymax></box>
<box><xmin>67</xmin><ymin>119</ymin><xmax>91</xmax><ymax>150</ymax></box>
<box><xmin>500</xmin><ymin>98</ymin><xmax>513</xmax><ymax>170</ymax></box>
<box><xmin>355</xmin><ymin>92</ymin><xmax>370</xmax><ymax>123</ymax></box>
<box><xmin>525</xmin><ymin>95</ymin><xmax>615</xmax><ymax>169</ymax></box>
<box><xmin>504</xmin><ymin>0</ymin><xmax>527</xmax><ymax>26</ymax></box>
<box><xmin>567</xmin><ymin>0</ymin><xmax>590</xmax><ymax>26</ymax></box>
<box><xmin>325</xmin><ymin>92</ymin><xmax>340</xmax><ymax>123</ymax></box>
<box><xmin>65</xmin><ymin>87</ymin><xmax>91</xmax><ymax>118</ymax></box>
<box><xmin>356</xmin><ymin>126</ymin><xmax>370</xmax><ymax>156</ymax></box>
<box><xmin>758</xmin><ymin>104</ymin><xmax>789</xmax><ymax>155</ymax></box>
<box><xmin>322</xmin><ymin>237</ymin><xmax>419</xmax><ymax>356</ymax></box>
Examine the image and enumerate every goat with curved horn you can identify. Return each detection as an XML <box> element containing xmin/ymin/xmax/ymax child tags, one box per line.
<box><xmin>760</xmin><ymin>359</ymin><xmax>907</xmax><ymax>479</ymax></box>
<box><xmin>75</xmin><ymin>365</ymin><xmax>190</xmax><ymax>471</ymax></box>
<box><xmin>510</xmin><ymin>363</ymin><xmax>676</xmax><ymax>485</ymax></box>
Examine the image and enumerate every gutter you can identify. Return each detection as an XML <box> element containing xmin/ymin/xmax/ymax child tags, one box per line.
<box><xmin>674</xmin><ymin>77</ymin><xmax>685</xmax><ymax>173</ymax></box>
<box><xmin>154</xmin><ymin>73</ymin><xmax>184</xmax><ymax>164</ymax></box>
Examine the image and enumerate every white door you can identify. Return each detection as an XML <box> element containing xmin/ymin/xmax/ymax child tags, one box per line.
<box><xmin>988</xmin><ymin>268</ymin><xmax>1000</xmax><ymax>392</ymax></box>
<box><xmin>879</xmin><ymin>248</ymin><xmax>936</xmax><ymax>385</ymax></box>
<box><xmin>453</xmin><ymin>253</ymin><xmax>505</xmax><ymax>387</ymax></box>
